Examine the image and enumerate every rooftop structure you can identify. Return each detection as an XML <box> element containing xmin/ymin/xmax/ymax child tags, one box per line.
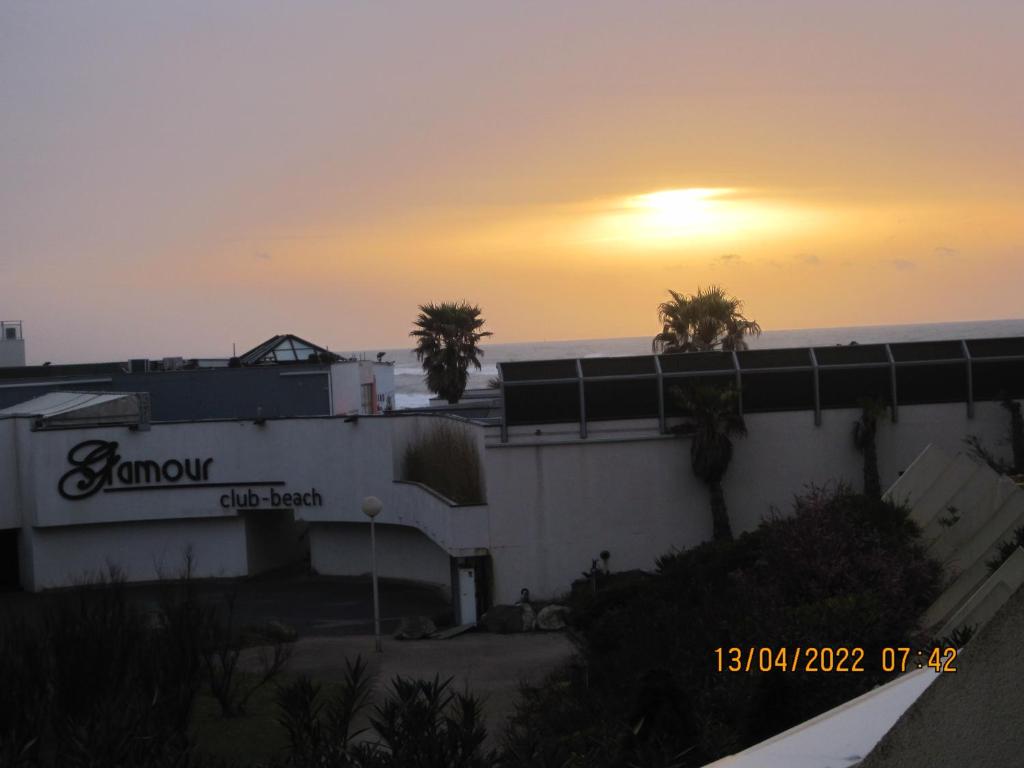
<box><xmin>496</xmin><ymin>336</ymin><xmax>1024</xmax><ymax>441</ymax></box>
<box><xmin>0</xmin><ymin>333</ymin><xmax>395</xmax><ymax>420</ymax></box>
<box><xmin>0</xmin><ymin>321</ymin><xmax>25</xmax><ymax>368</ymax></box>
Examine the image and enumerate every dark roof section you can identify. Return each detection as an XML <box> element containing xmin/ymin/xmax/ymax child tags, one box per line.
<box><xmin>812</xmin><ymin>343</ymin><xmax>889</xmax><ymax>366</ymax></box>
<box><xmin>499</xmin><ymin>359</ymin><xmax>578</xmax><ymax>382</ymax></box>
<box><xmin>967</xmin><ymin>337</ymin><xmax>1024</xmax><ymax>358</ymax></box>
<box><xmin>580</xmin><ymin>355</ymin><xmax>656</xmax><ymax>377</ymax></box>
<box><xmin>497</xmin><ymin>336</ymin><xmax>1024</xmax><ymax>432</ymax></box>
<box><xmin>737</xmin><ymin>348</ymin><xmax>812</xmax><ymax>370</ymax></box>
<box><xmin>238</xmin><ymin>334</ymin><xmax>340</xmax><ymax>365</ymax></box>
<box><xmin>0</xmin><ymin>362</ymin><xmax>125</xmax><ymax>381</ymax></box>
<box><xmin>659</xmin><ymin>350</ymin><xmax>735</xmax><ymax>373</ymax></box>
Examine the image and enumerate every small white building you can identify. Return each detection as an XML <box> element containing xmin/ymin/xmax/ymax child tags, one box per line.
<box><xmin>0</xmin><ymin>321</ymin><xmax>26</xmax><ymax>368</ymax></box>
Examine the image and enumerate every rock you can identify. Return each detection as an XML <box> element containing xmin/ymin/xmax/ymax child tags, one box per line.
<box><xmin>520</xmin><ymin>603</ymin><xmax>536</xmax><ymax>632</ymax></box>
<box><xmin>394</xmin><ymin>615</ymin><xmax>437</xmax><ymax>640</ymax></box>
<box><xmin>481</xmin><ymin>603</ymin><xmax>532</xmax><ymax>633</ymax></box>
<box><xmin>263</xmin><ymin>619</ymin><xmax>299</xmax><ymax>643</ymax></box>
<box><xmin>244</xmin><ymin>619</ymin><xmax>299</xmax><ymax>644</ymax></box>
<box><xmin>536</xmin><ymin>604</ymin><xmax>570</xmax><ymax>631</ymax></box>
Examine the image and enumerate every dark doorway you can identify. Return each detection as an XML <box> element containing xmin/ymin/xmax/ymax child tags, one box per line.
<box><xmin>0</xmin><ymin>530</ymin><xmax>20</xmax><ymax>590</ymax></box>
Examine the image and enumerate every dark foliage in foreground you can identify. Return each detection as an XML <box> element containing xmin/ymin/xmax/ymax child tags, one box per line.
<box><xmin>0</xmin><ymin>571</ymin><xmax>495</xmax><ymax>768</ymax></box>
<box><xmin>503</xmin><ymin>485</ymin><xmax>943</xmax><ymax>767</ymax></box>
<box><xmin>0</xmin><ymin>570</ymin><xmax>205</xmax><ymax>768</ymax></box>
<box><xmin>1</xmin><ymin>487</ymin><xmax>942</xmax><ymax>768</ymax></box>
<box><xmin>0</xmin><ymin>568</ymin><xmax>292</xmax><ymax>768</ymax></box>
<box><xmin>273</xmin><ymin>659</ymin><xmax>497</xmax><ymax>768</ymax></box>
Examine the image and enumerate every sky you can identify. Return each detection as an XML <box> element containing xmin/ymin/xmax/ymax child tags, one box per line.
<box><xmin>1</xmin><ymin>1</ymin><xmax>1022</xmax><ymax>363</ymax></box>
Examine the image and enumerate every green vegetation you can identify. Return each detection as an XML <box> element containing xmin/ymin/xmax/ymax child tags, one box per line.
<box><xmin>673</xmin><ymin>383</ymin><xmax>746</xmax><ymax>541</ymax></box>
<box><xmin>652</xmin><ymin>285</ymin><xmax>761</xmax><ymax>354</ymax></box>
<box><xmin>0</xmin><ymin>485</ymin><xmax>947</xmax><ymax>767</ymax></box>
<box><xmin>986</xmin><ymin>525</ymin><xmax>1024</xmax><ymax>573</ymax></box>
<box><xmin>402</xmin><ymin>421</ymin><xmax>486</xmax><ymax>505</ymax></box>
<box><xmin>0</xmin><ymin>570</ymin><xmax>203</xmax><ymax>767</ymax></box>
<box><xmin>411</xmin><ymin>301</ymin><xmax>492</xmax><ymax>404</ymax></box>
<box><xmin>503</xmin><ymin>485</ymin><xmax>942</xmax><ymax>767</ymax></box>
<box><xmin>966</xmin><ymin>397</ymin><xmax>1024</xmax><ymax>476</ymax></box>
<box><xmin>274</xmin><ymin>662</ymin><xmax>496</xmax><ymax>768</ymax></box>
<box><xmin>853</xmin><ymin>397</ymin><xmax>887</xmax><ymax>500</ymax></box>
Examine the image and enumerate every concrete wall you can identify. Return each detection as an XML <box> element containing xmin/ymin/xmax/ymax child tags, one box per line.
<box><xmin>373</xmin><ymin>363</ymin><xmax>395</xmax><ymax>412</ymax></box>
<box><xmin>0</xmin><ymin>338</ymin><xmax>26</xmax><ymax>368</ymax></box>
<box><xmin>480</xmin><ymin>401</ymin><xmax>1011</xmax><ymax>602</ymax></box>
<box><xmin>2</xmin><ymin>397</ymin><xmax>1014</xmax><ymax>601</ymax></box>
<box><xmin>330</xmin><ymin>363</ymin><xmax>362</xmax><ymax>415</ymax></box>
<box><xmin>309</xmin><ymin>521</ymin><xmax>451</xmax><ymax>593</ymax></box>
<box><xmin>22</xmin><ymin>517</ymin><xmax>248</xmax><ymax>591</ymax></box>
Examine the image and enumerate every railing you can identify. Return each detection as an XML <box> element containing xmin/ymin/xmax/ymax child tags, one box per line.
<box><xmin>496</xmin><ymin>337</ymin><xmax>1024</xmax><ymax>443</ymax></box>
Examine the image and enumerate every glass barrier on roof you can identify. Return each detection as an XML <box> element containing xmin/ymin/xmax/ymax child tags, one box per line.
<box><xmin>496</xmin><ymin>337</ymin><xmax>1024</xmax><ymax>439</ymax></box>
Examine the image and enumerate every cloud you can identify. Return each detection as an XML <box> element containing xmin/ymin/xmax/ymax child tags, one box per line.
<box><xmin>933</xmin><ymin>246</ymin><xmax>960</xmax><ymax>258</ymax></box>
<box><xmin>891</xmin><ymin>259</ymin><xmax>916</xmax><ymax>271</ymax></box>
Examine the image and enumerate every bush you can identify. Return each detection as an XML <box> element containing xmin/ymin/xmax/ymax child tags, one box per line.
<box><xmin>504</xmin><ymin>484</ymin><xmax>943</xmax><ymax>767</ymax></box>
<box><xmin>402</xmin><ymin>422</ymin><xmax>485</xmax><ymax>505</ymax></box>
<box><xmin>275</xmin><ymin>659</ymin><xmax>497</xmax><ymax>768</ymax></box>
<box><xmin>0</xmin><ymin>568</ymin><xmax>206</xmax><ymax>767</ymax></box>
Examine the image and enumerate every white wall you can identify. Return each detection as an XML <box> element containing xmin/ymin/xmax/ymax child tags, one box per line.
<box><xmin>480</xmin><ymin>401</ymin><xmax>1011</xmax><ymax>603</ymax></box>
<box><xmin>0</xmin><ymin>338</ymin><xmax>26</xmax><ymax>368</ymax></box>
<box><xmin>22</xmin><ymin>517</ymin><xmax>248</xmax><ymax>591</ymax></box>
<box><xmin>330</xmin><ymin>363</ymin><xmax>362</xmax><ymax>415</ymax></box>
<box><xmin>373</xmin><ymin>363</ymin><xmax>395</xmax><ymax>412</ymax></box>
<box><xmin>309</xmin><ymin>521</ymin><xmax>452</xmax><ymax>593</ymax></box>
<box><xmin>5</xmin><ymin>398</ymin><xmax>1014</xmax><ymax>602</ymax></box>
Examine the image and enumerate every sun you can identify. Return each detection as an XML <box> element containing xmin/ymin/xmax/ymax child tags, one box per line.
<box><xmin>622</xmin><ymin>188</ymin><xmax>737</xmax><ymax>236</ymax></box>
<box><xmin>581</xmin><ymin>186</ymin><xmax>824</xmax><ymax>251</ymax></box>
<box><xmin>587</xmin><ymin>187</ymin><xmax>737</xmax><ymax>245</ymax></box>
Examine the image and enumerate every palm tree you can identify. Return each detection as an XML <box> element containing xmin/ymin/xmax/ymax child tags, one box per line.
<box><xmin>853</xmin><ymin>398</ymin><xmax>887</xmax><ymax>500</ymax></box>
<box><xmin>652</xmin><ymin>286</ymin><xmax>761</xmax><ymax>354</ymax></box>
<box><xmin>674</xmin><ymin>383</ymin><xmax>746</xmax><ymax>541</ymax></box>
<box><xmin>410</xmin><ymin>302</ymin><xmax>492</xmax><ymax>404</ymax></box>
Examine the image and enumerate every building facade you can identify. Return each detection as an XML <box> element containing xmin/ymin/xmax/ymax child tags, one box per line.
<box><xmin>1</xmin><ymin>337</ymin><xmax>1021</xmax><ymax>609</ymax></box>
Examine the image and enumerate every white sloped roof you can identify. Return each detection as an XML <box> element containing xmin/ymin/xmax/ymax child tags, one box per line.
<box><xmin>0</xmin><ymin>391</ymin><xmax>135</xmax><ymax>418</ymax></box>
<box><xmin>702</xmin><ymin>669</ymin><xmax>939</xmax><ymax>768</ymax></box>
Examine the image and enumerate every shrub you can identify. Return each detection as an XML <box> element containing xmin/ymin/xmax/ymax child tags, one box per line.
<box><xmin>402</xmin><ymin>422</ymin><xmax>485</xmax><ymax>505</ymax></box>
<box><xmin>0</xmin><ymin>568</ymin><xmax>206</xmax><ymax>767</ymax></box>
<box><xmin>985</xmin><ymin>526</ymin><xmax>1024</xmax><ymax>573</ymax></box>
<box><xmin>275</xmin><ymin>660</ymin><xmax>496</xmax><ymax>768</ymax></box>
<box><xmin>504</xmin><ymin>484</ymin><xmax>943</xmax><ymax>767</ymax></box>
<box><xmin>202</xmin><ymin>591</ymin><xmax>293</xmax><ymax>717</ymax></box>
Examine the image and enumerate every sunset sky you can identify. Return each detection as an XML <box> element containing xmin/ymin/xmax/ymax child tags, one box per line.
<box><xmin>2</xmin><ymin>1</ymin><xmax>1021</xmax><ymax>363</ymax></box>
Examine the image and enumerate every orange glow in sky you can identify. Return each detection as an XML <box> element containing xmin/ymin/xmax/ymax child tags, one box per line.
<box><xmin>1</xmin><ymin>2</ymin><xmax>1021</xmax><ymax>362</ymax></box>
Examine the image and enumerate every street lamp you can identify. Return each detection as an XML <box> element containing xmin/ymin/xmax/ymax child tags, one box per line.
<box><xmin>361</xmin><ymin>495</ymin><xmax>384</xmax><ymax>652</ymax></box>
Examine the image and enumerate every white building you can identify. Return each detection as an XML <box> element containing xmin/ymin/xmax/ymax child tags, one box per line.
<box><xmin>0</xmin><ymin>321</ymin><xmax>26</xmax><ymax>368</ymax></box>
<box><xmin>0</xmin><ymin>336</ymin><xmax>1021</xmax><ymax>615</ymax></box>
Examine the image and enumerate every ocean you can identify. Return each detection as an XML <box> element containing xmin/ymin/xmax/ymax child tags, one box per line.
<box><xmin>355</xmin><ymin>319</ymin><xmax>1024</xmax><ymax>409</ymax></box>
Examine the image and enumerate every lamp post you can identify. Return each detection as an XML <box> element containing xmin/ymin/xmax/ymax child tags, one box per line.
<box><xmin>361</xmin><ymin>495</ymin><xmax>383</xmax><ymax>652</ymax></box>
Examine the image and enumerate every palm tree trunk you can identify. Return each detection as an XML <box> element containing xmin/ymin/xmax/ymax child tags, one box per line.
<box><xmin>1006</xmin><ymin>400</ymin><xmax>1024</xmax><ymax>474</ymax></box>
<box><xmin>864</xmin><ymin>430</ymin><xmax>881</xmax><ymax>500</ymax></box>
<box><xmin>710</xmin><ymin>480</ymin><xmax>733</xmax><ymax>541</ymax></box>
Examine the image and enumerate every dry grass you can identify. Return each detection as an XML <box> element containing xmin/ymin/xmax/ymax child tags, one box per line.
<box><xmin>402</xmin><ymin>422</ymin><xmax>485</xmax><ymax>505</ymax></box>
